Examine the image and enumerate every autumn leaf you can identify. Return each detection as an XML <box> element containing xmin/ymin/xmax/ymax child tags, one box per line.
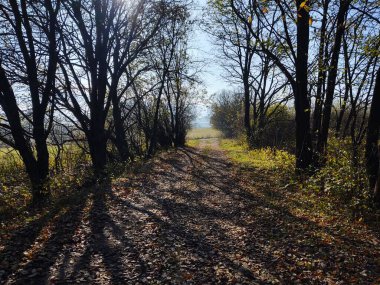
<box><xmin>182</xmin><ymin>272</ymin><xmax>193</xmax><ymax>280</ymax></box>
<box><xmin>262</xmin><ymin>7</ymin><xmax>268</xmax><ymax>13</ymax></box>
<box><xmin>299</xmin><ymin>0</ymin><xmax>310</xmax><ymax>12</ymax></box>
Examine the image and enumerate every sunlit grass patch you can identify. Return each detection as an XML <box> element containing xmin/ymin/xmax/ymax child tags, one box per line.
<box><xmin>186</xmin><ymin>128</ymin><xmax>221</xmax><ymax>139</ymax></box>
<box><xmin>186</xmin><ymin>139</ymin><xmax>200</xmax><ymax>148</ymax></box>
<box><xmin>0</xmin><ymin>144</ymin><xmax>92</xmax><ymax>217</ymax></box>
<box><xmin>220</xmin><ymin>139</ymin><xmax>295</xmax><ymax>171</ymax></box>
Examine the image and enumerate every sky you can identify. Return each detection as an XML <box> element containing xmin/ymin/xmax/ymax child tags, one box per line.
<box><xmin>188</xmin><ymin>0</ymin><xmax>231</xmax><ymax>125</ymax></box>
<box><xmin>190</xmin><ymin>2</ymin><xmax>229</xmax><ymax>95</ymax></box>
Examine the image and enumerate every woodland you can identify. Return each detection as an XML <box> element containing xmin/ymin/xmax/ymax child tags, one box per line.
<box><xmin>0</xmin><ymin>0</ymin><xmax>379</xmax><ymax>284</ymax></box>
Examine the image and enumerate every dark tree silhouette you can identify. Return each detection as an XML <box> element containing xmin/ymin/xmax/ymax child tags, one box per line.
<box><xmin>0</xmin><ymin>0</ymin><xmax>61</xmax><ymax>204</ymax></box>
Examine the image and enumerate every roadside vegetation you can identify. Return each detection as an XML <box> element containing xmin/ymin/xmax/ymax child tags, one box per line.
<box><xmin>205</xmin><ymin>0</ymin><xmax>380</xmax><ymax>209</ymax></box>
<box><xmin>218</xmin><ymin>137</ymin><xmax>378</xmax><ymax>224</ymax></box>
<box><xmin>0</xmin><ymin>0</ymin><xmax>197</xmax><ymax>230</ymax></box>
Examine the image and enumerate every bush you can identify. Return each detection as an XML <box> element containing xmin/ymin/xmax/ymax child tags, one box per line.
<box><xmin>252</xmin><ymin>104</ymin><xmax>295</xmax><ymax>150</ymax></box>
<box><xmin>302</xmin><ymin>138</ymin><xmax>371</xmax><ymax>215</ymax></box>
<box><xmin>210</xmin><ymin>90</ymin><xmax>243</xmax><ymax>138</ymax></box>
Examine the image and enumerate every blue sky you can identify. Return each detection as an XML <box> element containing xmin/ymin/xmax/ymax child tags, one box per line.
<box><xmin>189</xmin><ymin>0</ymin><xmax>230</xmax><ymax>119</ymax></box>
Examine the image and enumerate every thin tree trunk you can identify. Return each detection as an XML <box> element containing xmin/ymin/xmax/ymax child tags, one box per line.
<box><xmin>317</xmin><ymin>0</ymin><xmax>350</xmax><ymax>159</ymax></box>
<box><xmin>312</xmin><ymin>0</ymin><xmax>330</xmax><ymax>140</ymax></box>
<box><xmin>365</xmin><ymin>67</ymin><xmax>380</xmax><ymax>206</ymax></box>
<box><xmin>148</xmin><ymin>79</ymin><xmax>166</xmax><ymax>157</ymax></box>
<box><xmin>112</xmin><ymin>95</ymin><xmax>131</xmax><ymax>162</ymax></box>
<box><xmin>295</xmin><ymin>0</ymin><xmax>314</xmax><ymax>170</ymax></box>
<box><xmin>335</xmin><ymin>37</ymin><xmax>350</xmax><ymax>136</ymax></box>
<box><xmin>243</xmin><ymin>74</ymin><xmax>251</xmax><ymax>146</ymax></box>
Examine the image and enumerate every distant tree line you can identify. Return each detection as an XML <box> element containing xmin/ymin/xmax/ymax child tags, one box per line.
<box><xmin>0</xmin><ymin>0</ymin><xmax>197</xmax><ymax>205</ymax></box>
<box><xmin>205</xmin><ymin>0</ymin><xmax>380</xmax><ymax>206</ymax></box>
<box><xmin>210</xmin><ymin>90</ymin><xmax>295</xmax><ymax>148</ymax></box>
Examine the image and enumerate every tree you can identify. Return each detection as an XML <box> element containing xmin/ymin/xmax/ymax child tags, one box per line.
<box><xmin>228</xmin><ymin>0</ymin><xmax>314</xmax><ymax>170</ymax></box>
<box><xmin>316</xmin><ymin>0</ymin><xmax>351</xmax><ymax>160</ymax></box>
<box><xmin>108</xmin><ymin>0</ymin><xmax>165</xmax><ymax>162</ymax></box>
<box><xmin>210</xmin><ymin>90</ymin><xmax>242</xmax><ymax>138</ymax></box>
<box><xmin>365</xmin><ymin>67</ymin><xmax>380</xmax><ymax>206</ymax></box>
<box><xmin>206</xmin><ymin>1</ymin><xmax>255</xmax><ymax>144</ymax></box>
<box><xmin>147</xmin><ymin>3</ymin><xmax>190</xmax><ymax>156</ymax></box>
<box><xmin>0</xmin><ymin>0</ymin><xmax>61</xmax><ymax>205</ymax></box>
<box><xmin>57</xmin><ymin>0</ymin><xmax>120</xmax><ymax>175</ymax></box>
<box><xmin>294</xmin><ymin>0</ymin><xmax>314</xmax><ymax>170</ymax></box>
<box><xmin>164</xmin><ymin>38</ymin><xmax>197</xmax><ymax>147</ymax></box>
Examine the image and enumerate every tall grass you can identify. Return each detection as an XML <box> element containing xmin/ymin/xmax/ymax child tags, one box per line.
<box><xmin>219</xmin><ymin>137</ymin><xmax>375</xmax><ymax>217</ymax></box>
<box><xmin>0</xmin><ymin>144</ymin><xmax>92</xmax><ymax>217</ymax></box>
<box><xmin>186</xmin><ymin>128</ymin><xmax>222</xmax><ymax>139</ymax></box>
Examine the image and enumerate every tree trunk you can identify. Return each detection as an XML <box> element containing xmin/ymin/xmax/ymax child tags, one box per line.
<box><xmin>112</xmin><ymin>96</ymin><xmax>132</xmax><ymax>162</ymax></box>
<box><xmin>365</xmin><ymin>67</ymin><xmax>380</xmax><ymax>206</ymax></box>
<box><xmin>243</xmin><ymin>74</ymin><xmax>251</xmax><ymax>145</ymax></box>
<box><xmin>0</xmin><ymin>63</ymin><xmax>50</xmax><ymax>205</ymax></box>
<box><xmin>89</xmin><ymin>137</ymin><xmax>107</xmax><ymax>176</ymax></box>
<box><xmin>374</xmin><ymin>165</ymin><xmax>380</xmax><ymax>206</ymax></box>
<box><xmin>295</xmin><ymin>0</ymin><xmax>314</xmax><ymax>170</ymax></box>
<box><xmin>88</xmin><ymin>116</ymin><xmax>108</xmax><ymax>176</ymax></box>
<box><xmin>148</xmin><ymin>80</ymin><xmax>165</xmax><ymax>157</ymax></box>
<box><xmin>317</xmin><ymin>0</ymin><xmax>350</xmax><ymax>159</ymax></box>
<box><xmin>335</xmin><ymin>37</ymin><xmax>350</xmax><ymax>136</ymax></box>
<box><xmin>312</xmin><ymin>0</ymin><xmax>329</xmax><ymax>140</ymax></box>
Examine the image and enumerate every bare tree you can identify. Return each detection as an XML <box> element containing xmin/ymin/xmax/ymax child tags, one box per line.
<box><xmin>366</xmin><ymin>67</ymin><xmax>380</xmax><ymax>206</ymax></box>
<box><xmin>228</xmin><ymin>0</ymin><xmax>314</xmax><ymax>170</ymax></box>
<box><xmin>147</xmin><ymin>3</ymin><xmax>190</xmax><ymax>156</ymax></box>
<box><xmin>0</xmin><ymin>0</ymin><xmax>61</xmax><ymax>204</ymax></box>
<box><xmin>316</xmin><ymin>0</ymin><xmax>351</xmax><ymax>160</ymax></box>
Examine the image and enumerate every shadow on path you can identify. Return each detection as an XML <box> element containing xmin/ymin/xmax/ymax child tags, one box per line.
<box><xmin>1</xmin><ymin>143</ymin><xmax>379</xmax><ymax>284</ymax></box>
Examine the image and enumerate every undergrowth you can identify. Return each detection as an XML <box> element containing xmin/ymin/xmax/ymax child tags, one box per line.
<box><xmin>0</xmin><ymin>145</ymin><xmax>92</xmax><ymax>220</ymax></box>
<box><xmin>302</xmin><ymin>139</ymin><xmax>372</xmax><ymax>217</ymax></box>
<box><xmin>220</xmin><ymin>139</ymin><xmax>295</xmax><ymax>172</ymax></box>
<box><xmin>219</xmin><ymin>138</ymin><xmax>379</xmax><ymax>220</ymax></box>
<box><xmin>0</xmin><ymin>144</ymin><xmax>153</xmax><ymax>235</ymax></box>
<box><xmin>186</xmin><ymin>139</ymin><xmax>201</xmax><ymax>148</ymax></box>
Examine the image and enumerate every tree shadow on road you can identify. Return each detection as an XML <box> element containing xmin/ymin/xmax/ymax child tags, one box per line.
<box><xmin>1</xmin><ymin>146</ymin><xmax>379</xmax><ymax>284</ymax></box>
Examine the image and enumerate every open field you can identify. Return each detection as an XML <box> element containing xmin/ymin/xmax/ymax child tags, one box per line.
<box><xmin>186</xmin><ymin>128</ymin><xmax>222</xmax><ymax>139</ymax></box>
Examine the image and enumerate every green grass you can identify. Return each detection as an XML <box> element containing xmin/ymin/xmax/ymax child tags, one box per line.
<box><xmin>186</xmin><ymin>128</ymin><xmax>222</xmax><ymax>139</ymax></box>
<box><xmin>219</xmin><ymin>138</ymin><xmax>379</xmax><ymax>220</ymax></box>
<box><xmin>186</xmin><ymin>139</ymin><xmax>200</xmax><ymax>148</ymax></box>
<box><xmin>219</xmin><ymin>139</ymin><xmax>295</xmax><ymax>171</ymax></box>
<box><xmin>0</xmin><ymin>143</ymin><xmax>92</xmax><ymax>216</ymax></box>
<box><xmin>0</xmin><ymin>144</ymin><xmax>89</xmax><ymax>168</ymax></box>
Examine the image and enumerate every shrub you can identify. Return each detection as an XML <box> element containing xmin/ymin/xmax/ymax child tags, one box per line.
<box><xmin>252</xmin><ymin>104</ymin><xmax>295</xmax><ymax>150</ymax></box>
<box><xmin>210</xmin><ymin>90</ymin><xmax>243</xmax><ymax>138</ymax></box>
<box><xmin>302</xmin><ymin>138</ymin><xmax>371</xmax><ymax>215</ymax></box>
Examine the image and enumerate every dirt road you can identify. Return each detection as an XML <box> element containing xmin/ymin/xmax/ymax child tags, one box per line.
<box><xmin>1</xmin><ymin>139</ymin><xmax>379</xmax><ymax>284</ymax></box>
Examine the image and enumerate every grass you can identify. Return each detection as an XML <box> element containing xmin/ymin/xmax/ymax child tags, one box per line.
<box><xmin>0</xmin><ymin>144</ymin><xmax>89</xmax><ymax>168</ymax></box>
<box><xmin>0</xmin><ymin>144</ymin><xmax>92</xmax><ymax>218</ymax></box>
<box><xmin>186</xmin><ymin>128</ymin><xmax>222</xmax><ymax>139</ymax></box>
<box><xmin>217</xmin><ymin>138</ymin><xmax>352</xmax><ymax>222</ymax></box>
<box><xmin>186</xmin><ymin>139</ymin><xmax>200</xmax><ymax>148</ymax></box>
<box><xmin>219</xmin><ymin>139</ymin><xmax>295</xmax><ymax>171</ymax></box>
<box><xmin>218</xmin><ymin>137</ymin><xmax>380</xmax><ymax>227</ymax></box>
<box><xmin>186</xmin><ymin>128</ymin><xmax>222</xmax><ymax>148</ymax></box>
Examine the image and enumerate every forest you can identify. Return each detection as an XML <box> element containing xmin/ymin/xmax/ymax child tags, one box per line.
<box><xmin>0</xmin><ymin>0</ymin><xmax>379</xmax><ymax>284</ymax></box>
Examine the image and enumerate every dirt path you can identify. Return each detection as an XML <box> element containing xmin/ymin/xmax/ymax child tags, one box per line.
<box><xmin>1</xmin><ymin>139</ymin><xmax>379</xmax><ymax>284</ymax></box>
